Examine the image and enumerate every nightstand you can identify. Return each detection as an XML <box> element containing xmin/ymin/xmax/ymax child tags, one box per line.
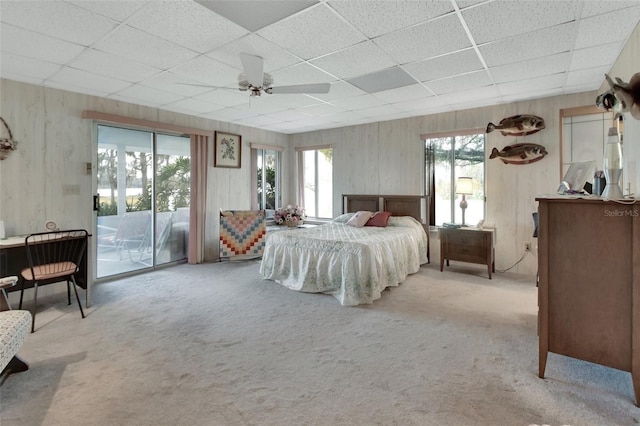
<box><xmin>438</xmin><ymin>226</ymin><xmax>495</xmax><ymax>279</ymax></box>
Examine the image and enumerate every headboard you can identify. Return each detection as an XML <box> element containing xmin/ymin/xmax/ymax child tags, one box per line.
<box><xmin>342</xmin><ymin>194</ymin><xmax>428</xmax><ymax>225</ymax></box>
<box><xmin>342</xmin><ymin>194</ymin><xmax>430</xmax><ymax>263</ymax></box>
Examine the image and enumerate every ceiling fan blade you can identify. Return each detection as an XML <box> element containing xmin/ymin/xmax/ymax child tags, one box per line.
<box><xmin>270</xmin><ymin>83</ymin><xmax>330</xmax><ymax>95</ymax></box>
<box><xmin>177</xmin><ymin>82</ymin><xmax>244</xmax><ymax>91</ymax></box>
<box><xmin>239</xmin><ymin>53</ymin><xmax>264</xmax><ymax>87</ymax></box>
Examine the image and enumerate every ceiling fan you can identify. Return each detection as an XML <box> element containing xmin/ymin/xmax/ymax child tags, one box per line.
<box><xmin>186</xmin><ymin>53</ymin><xmax>330</xmax><ymax>97</ymax></box>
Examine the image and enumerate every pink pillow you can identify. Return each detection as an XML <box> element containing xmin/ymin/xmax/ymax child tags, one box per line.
<box><xmin>366</xmin><ymin>211</ymin><xmax>392</xmax><ymax>227</ymax></box>
<box><xmin>346</xmin><ymin>211</ymin><xmax>374</xmax><ymax>227</ymax></box>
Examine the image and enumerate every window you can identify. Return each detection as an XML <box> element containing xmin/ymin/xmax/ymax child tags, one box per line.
<box><xmin>425</xmin><ymin>133</ymin><xmax>485</xmax><ymax>226</ymax></box>
<box><xmin>256</xmin><ymin>148</ymin><xmax>281</xmax><ymax>217</ymax></box>
<box><xmin>297</xmin><ymin>146</ymin><xmax>333</xmax><ymax>219</ymax></box>
<box><xmin>96</xmin><ymin>125</ymin><xmax>190</xmax><ymax>278</ymax></box>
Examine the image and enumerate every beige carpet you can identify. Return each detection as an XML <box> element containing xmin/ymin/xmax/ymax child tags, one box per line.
<box><xmin>0</xmin><ymin>260</ymin><xmax>637</xmax><ymax>425</ymax></box>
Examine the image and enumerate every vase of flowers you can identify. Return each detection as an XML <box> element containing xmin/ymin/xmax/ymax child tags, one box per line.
<box><xmin>275</xmin><ymin>205</ymin><xmax>306</xmax><ymax>227</ymax></box>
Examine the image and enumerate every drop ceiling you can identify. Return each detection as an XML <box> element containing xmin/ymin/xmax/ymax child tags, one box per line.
<box><xmin>1</xmin><ymin>0</ymin><xmax>639</xmax><ymax>134</ymax></box>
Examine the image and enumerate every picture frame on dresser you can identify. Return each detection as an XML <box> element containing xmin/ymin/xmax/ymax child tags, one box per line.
<box><xmin>214</xmin><ymin>131</ymin><xmax>241</xmax><ymax>168</ymax></box>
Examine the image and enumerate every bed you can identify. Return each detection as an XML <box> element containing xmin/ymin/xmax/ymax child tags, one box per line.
<box><xmin>259</xmin><ymin>195</ymin><xmax>430</xmax><ymax>306</ymax></box>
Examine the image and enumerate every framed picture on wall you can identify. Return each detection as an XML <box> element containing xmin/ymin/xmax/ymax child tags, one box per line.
<box><xmin>214</xmin><ymin>131</ymin><xmax>242</xmax><ymax>168</ymax></box>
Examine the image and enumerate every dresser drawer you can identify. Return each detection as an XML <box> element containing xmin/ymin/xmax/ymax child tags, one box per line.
<box><xmin>445</xmin><ymin>233</ymin><xmax>487</xmax><ymax>249</ymax></box>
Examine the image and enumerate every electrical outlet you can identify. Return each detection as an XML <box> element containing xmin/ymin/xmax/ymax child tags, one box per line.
<box><xmin>524</xmin><ymin>242</ymin><xmax>532</xmax><ymax>252</ymax></box>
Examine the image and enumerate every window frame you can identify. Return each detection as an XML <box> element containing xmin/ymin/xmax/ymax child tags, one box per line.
<box><xmin>296</xmin><ymin>144</ymin><xmax>333</xmax><ymax>220</ymax></box>
<box><xmin>251</xmin><ymin>143</ymin><xmax>283</xmax><ymax>219</ymax></box>
<box><xmin>423</xmin><ymin>129</ymin><xmax>486</xmax><ymax>227</ymax></box>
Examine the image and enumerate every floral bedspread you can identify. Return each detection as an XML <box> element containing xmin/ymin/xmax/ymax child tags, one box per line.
<box><xmin>259</xmin><ymin>216</ymin><xmax>428</xmax><ymax>306</ymax></box>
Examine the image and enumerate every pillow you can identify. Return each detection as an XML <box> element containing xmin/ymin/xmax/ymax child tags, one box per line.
<box><xmin>333</xmin><ymin>213</ymin><xmax>355</xmax><ymax>223</ymax></box>
<box><xmin>365</xmin><ymin>211</ymin><xmax>392</xmax><ymax>227</ymax></box>
<box><xmin>346</xmin><ymin>211</ymin><xmax>374</xmax><ymax>227</ymax></box>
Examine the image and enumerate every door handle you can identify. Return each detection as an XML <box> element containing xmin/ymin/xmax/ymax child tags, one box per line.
<box><xmin>93</xmin><ymin>194</ymin><xmax>100</xmax><ymax>212</ymax></box>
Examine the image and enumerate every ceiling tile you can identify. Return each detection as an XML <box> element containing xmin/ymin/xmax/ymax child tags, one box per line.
<box><xmin>68</xmin><ymin>1</ymin><xmax>145</xmax><ymax>21</ymax></box>
<box><xmin>257</xmin><ymin>4</ymin><xmax>366</xmax><ymax>60</ymax></box>
<box><xmin>424</xmin><ymin>70</ymin><xmax>493</xmax><ymax>95</ymax></box>
<box><xmin>207</xmin><ymin>34</ymin><xmax>301</xmax><ymax>72</ymax></box>
<box><xmin>306</xmin><ymin>82</ymin><xmax>367</xmax><ymax>102</ymax></box>
<box><xmin>569</xmin><ymin>42</ymin><xmax>625</xmax><ymax>71</ymax></box>
<box><xmin>357</xmin><ymin>103</ymin><xmax>405</xmax><ymax>118</ymax></box>
<box><xmin>565</xmin><ymin>65</ymin><xmax>611</xmax><ymax>88</ymax></box>
<box><xmin>139</xmin><ymin>72</ymin><xmax>219</xmax><ymax>98</ymax></box>
<box><xmin>300</xmin><ymin>103</ymin><xmax>348</xmax><ymax>117</ymax></box>
<box><xmin>207</xmin><ymin>107</ymin><xmax>256</xmax><ymax>122</ymax></box>
<box><xmin>331</xmin><ymin>94</ymin><xmax>386</xmax><ymax>110</ymax></box>
<box><xmin>196</xmin><ymin>1</ymin><xmax>318</xmax><ymax>32</ymax></box>
<box><xmin>0</xmin><ymin>51</ymin><xmax>62</xmax><ymax>82</ymax></box>
<box><xmin>264</xmin><ymin>94</ymin><xmax>325</xmax><ymax>109</ymax></box>
<box><xmin>69</xmin><ymin>49</ymin><xmax>161</xmax><ymax>83</ymax></box>
<box><xmin>45</xmin><ymin>80</ymin><xmax>112</xmax><ymax>99</ymax></box>
<box><xmin>496</xmin><ymin>74</ymin><xmax>567</xmax><ymax>97</ymax></box>
<box><xmin>373</xmin><ymin>84</ymin><xmax>434</xmax><ymax>103</ymax></box>
<box><xmin>1</xmin><ymin>25</ymin><xmax>86</xmax><ymax>65</ymax></box>
<box><xmin>574</xmin><ymin>6</ymin><xmax>640</xmax><ymax>50</ymax></box>
<box><xmin>267</xmin><ymin>109</ymin><xmax>315</xmax><ymax>122</ymax></box>
<box><xmin>456</xmin><ymin>0</ymin><xmax>488</xmax><ymax>9</ymax></box>
<box><xmin>127</xmin><ymin>1</ymin><xmax>248</xmax><ymax>54</ymax></box>
<box><xmin>462</xmin><ymin>1</ymin><xmax>580</xmax><ymax>44</ymax></box>
<box><xmin>501</xmin><ymin>87</ymin><xmax>563</xmax><ymax>104</ymax></box>
<box><xmin>310</xmin><ymin>41</ymin><xmax>396</xmax><ymax>80</ymax></box>
<box><xmin>50</xmin><ymin>66</ymin><xmax>132</xmax><ymax>94</ymax></box>
<box><xmin>375</xmin><ymin>14</ymin><xmax>471</xmax><ymax>64</ymax></box>
<box><xmin>113</xmin><ymin>84</ymin><xmax>185</xmax><ymax>107</ymax></box>
<box><xmin>269</xmin><ymin>63</ymin><xmax>336</xmax><ymax>87</ymax></box>
<box><xmin>194</xmin><ymin>88</ymin><xmax>252</xmax><ymax>108</ymax></box>
<box><xmin>479</xmin><ymin>22</ymin><xmax>578</xmax><ymax>68</ymax></box>
<box><xmin>162</xmin><ymin>97</ymin><xmax>224</xmax><ymax>116</ymax></box>
<box><xmin>437</xmin><ymin>85</ymin><xmax>501</xmax><ymax>105</ymax></box>
<box><xmin>170</xmin><ymin>56</ymin><xmax>240</xmax><ymax>87</ymax></box>
<box><xmin>580</xmin><ymin>1</ymin><xmax>640</xmax><ymax>18</ymax></box>
<box><xmin>0</xmin><ymin>1</ymin><xmax>118</xmax><ymax>46</ymax></box>
<box><xmin>328</xmin><ymin>0</ymin><xmax>454</xmax><ymax>38</ymax></box>
<box><xmin>392</xmin><ymin>96</ymin><xmax>446</xmax><ymax>112</ymax></box>
<box><xmin>232</xmin><ymin>99</ymin><xmax>289</xmax><ymax>115</ymax></box>
<box><xmin>322</xmin><ymin>110</ymin><xmax>368</xmax><ymax>123</ymax></box>
<box><xmin>93</xmin><ymin>26</ymin><xmax>199</xmax><ymax>70</ymax></box>
<box><xmin>404</xmin><ymin>49</ymin><xmax>484</xmax><ymax>82</ymax></box>
<box><xmin>490</xmin><ymin>52</ymin><xmax>572</xmax><ymax>84</ymax></box>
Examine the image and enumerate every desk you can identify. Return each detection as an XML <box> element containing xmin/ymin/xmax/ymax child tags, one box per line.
<box><xmin>0</xmin><ymin>235</ymin><xmax>91</xmax><ymax>307</ymax></box>
<box><xmin>439</xmin><ymin>226</ymin><xmax>495</xmax><ymax>279</ymax></box>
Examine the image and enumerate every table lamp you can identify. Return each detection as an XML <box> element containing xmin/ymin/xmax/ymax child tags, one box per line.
<box><xmin>456</xmin><ymin>177</ymin><xmax>473</xmax><ymax>226</ymax></box>
<box><xmin>602</xmin><ymin>126</ymin><xmax>623</xmax><ymax>199</ymax></box>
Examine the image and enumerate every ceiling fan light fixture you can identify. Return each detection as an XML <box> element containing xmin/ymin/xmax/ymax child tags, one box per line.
<box><xmin>238</xmin><ymin>71</ymin><xmax>273</xmax><ymax>93</ymax></box>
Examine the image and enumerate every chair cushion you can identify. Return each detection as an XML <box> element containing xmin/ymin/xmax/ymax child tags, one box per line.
<box><xmin>0</xmin><ymin>310</ymin><xmax>31</xmax><ymax>371</ymax></box>
<box><xmin>20</xmin><ymin>262</ymin><xmax>77</xmax><ymax>281</ymax></box>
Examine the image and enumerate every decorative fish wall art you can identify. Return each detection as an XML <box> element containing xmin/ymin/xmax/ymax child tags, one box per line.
<box><xmin>489</xmin><ymin>143</ymin><xmax>548</xmax><ymax>165</ymax></box>
<box><xmin>486</xmin><ymin>114</ymin><xmax>545</xmax><ymax>136</ymax></box>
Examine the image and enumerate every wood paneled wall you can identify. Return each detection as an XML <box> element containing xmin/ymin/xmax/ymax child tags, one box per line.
<box><xmin>0</xmin><ymin>81</ymin><xmax>289</xmax><ymax>262</ymax></box>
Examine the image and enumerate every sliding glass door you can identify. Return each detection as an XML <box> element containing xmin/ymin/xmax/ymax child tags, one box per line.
<box><xmin>96</xmin><ymin>125</ymin><xmax>190</xmax><ymax>279</ymax></box>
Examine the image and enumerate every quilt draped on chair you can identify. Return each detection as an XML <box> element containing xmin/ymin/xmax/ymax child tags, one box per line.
<box><xmin>219</xmin><ymin>210</ymin><xmax>266</xmax><ymax>260</ymax></box>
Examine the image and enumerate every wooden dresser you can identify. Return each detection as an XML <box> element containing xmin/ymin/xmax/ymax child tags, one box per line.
<box><xmin>439</xmin><ymin>226</ymin><xmax>495</xmax><ymax>279</ymax></box>
<box><xmin>536</xmin><ymin>197</ymin><xmax>640</xmax><ymax>405</ymax></box>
